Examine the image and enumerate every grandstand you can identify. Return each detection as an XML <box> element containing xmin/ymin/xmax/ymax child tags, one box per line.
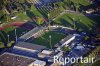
<box><xmin>19</xmin><ymin>27</ymin><xmax>46</xmax><ymax>41</ymax></box>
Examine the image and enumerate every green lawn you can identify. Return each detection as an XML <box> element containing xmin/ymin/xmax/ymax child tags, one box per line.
<box><xmin>31</xmin><ymin>31</ymin><xmax>66</xmax><ymax>48</ymax></box>
<box><xmin>3</xmin><ymin>26</ymin><xmax>16</xmax><ymax>33</ymax></box>
<box><xmin>53</xmin><ymin>13</ymin><xmax>98</xmax><ymax>32</ymax></box>
<box><xmin>17</xmin><ymin>12</ymin><xmax>30</xmax><ymax>21</ymax></box>
<box><xmin>0</xmin><ymin>42</ymin><xmax>5</xmax><ymax>48</ymax></box>
<box><xmin>30</xmin><ymin>5</ymin><xmax>43</xmax><ymax>17</ymax></box>
<box><xmin>2</xmin><ymin>26</ymin><xmax>29</xmax><ymax>41</ymax></box>
<box><xmin>16</xmin><ymin>5</ymin><xmax>48</xmax><ymax>21</ymax></box>
<box><xmin>70</xmin><ymin>0</ymin><xmax>91</xmax><ymax>6</ymax></box>
<box><xmin>92</xmin><ymin>60</ymin><xmax>100</xmax><ymax>66</ymax></box>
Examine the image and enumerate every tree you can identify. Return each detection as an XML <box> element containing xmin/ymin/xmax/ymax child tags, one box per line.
<box><xmin>0</xmin><ymin>42</ymin><xmax>5</xmax><ymax>48</ymax></box>
<box><xmin>75</xmin><ymin>3</ymin><xmax>80</xmax><ymax>12</ymax></box>
<box><xmin>88</xmin><ymin>46</ymin><xmax>100</xmax><ymax>60</ymax></box>
<box><xmin>7</xmin><ymin>41</ymin><xmax>15</xmax><ymax>48</ymax></box>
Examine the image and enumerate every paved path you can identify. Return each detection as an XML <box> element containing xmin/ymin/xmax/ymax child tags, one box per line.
<box><xmin>0</xmin><ymin>22</ymin><xmax>25</xmax><ymax>30</ymax></box>
<box><xmin>53</xmin><ymin>9</ymin><xmax>100</xmax><ymax>20</ymax></box>
<box><xmin>53</xmin><ymin>10</ymin><xmax>81</xmax><ymax>20</ymax></box>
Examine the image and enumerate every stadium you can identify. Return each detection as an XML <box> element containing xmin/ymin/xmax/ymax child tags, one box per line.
<box><xmin>19</xmin><ymin>25</ymin><xmax>75</xmax><ymax>49</ymax></box>
<box><xmin>0</xmin><ymin>0</ymin><xmax>100</xmax><ymax>66</ymax></box>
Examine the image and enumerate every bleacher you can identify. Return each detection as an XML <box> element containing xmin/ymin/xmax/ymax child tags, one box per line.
<box><xmin>34</xmin><ymin>30</ymin><xmax>45</xmax><ymax>38</ymax></box>
<box><xmin>8</xmin><ymin>48</ymin><xmax>38</xmax><ymax>58</ymax></box>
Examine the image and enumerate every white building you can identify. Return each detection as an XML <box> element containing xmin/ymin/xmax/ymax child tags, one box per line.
<box><xmin>29</xmin><ymin>60</ymin><xmax>46</xmax><ymax>66</ymax></box>
<box><xmin>38</xmin><ymin>50</ymin><xmax>53</xmax><ymax>58</ymax></box>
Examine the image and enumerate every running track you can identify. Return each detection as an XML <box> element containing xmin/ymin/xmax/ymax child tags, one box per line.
<box><xmin>0</xmin><ymin>22</ymin><xmax>26</xmax><ymax>30</ymax></box>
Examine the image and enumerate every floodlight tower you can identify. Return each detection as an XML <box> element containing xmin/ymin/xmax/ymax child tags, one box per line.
<box><xmin>15</xmin><ymin>29</ymin><xmax>17</xmax><ymax>42</ymax></box>
<box><xmin>7</xmin><ymin>35</ymin><xmax>9</xmax><ymax>43</ymax></box>
<box><xmin>49</xmin><ymin>35</ymin><xmax>52</xmax><ymax>50</ymax></box>
<box><xmin>73</xmin><ymin>18</ymin><xmax>76</xmax><ymax>29</ymax></box>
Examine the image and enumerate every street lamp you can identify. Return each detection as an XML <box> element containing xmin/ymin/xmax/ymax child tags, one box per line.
<box><xmin>48</xmin><ymin>13</ymin><xmax>51</xmax><ymax>25</ymax></box>
<box><xmin>7</xmin><ymin>35</ymin><xmax>9</xmax><ymax>43</ymax></box>
<box><xmin>47</xmin><ymin>13</ymin><xmax>51</xmax><ymax>30</ymax></box>
<box><xmin>48</xmin><ymin>13</ymin><xmax>50</xmax><ymax>19</ymax></box>
<box><xmin>15</xmin><ymin>29</ymin><xmax>17</xmax><ymax>42</ymax></box>
<box><xmin>73</xmin><ymin>18</ymin><xmax>76</xmax><ymax>29</ymax></box>
<box><xmin>49</xmin><ymin>35</ymin><xmax>52</xmax><ymax>50</ymax></box>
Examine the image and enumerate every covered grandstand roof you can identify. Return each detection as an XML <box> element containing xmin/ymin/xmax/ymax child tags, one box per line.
<box><xmin>15</xmin><ymin>41</ymin><xmax>46</xmax><ymax>51</ymax></box>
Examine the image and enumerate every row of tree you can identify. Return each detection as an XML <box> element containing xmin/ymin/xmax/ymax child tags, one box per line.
<box><xmin>0</xmin><ymin>0</ymin><xmax>30</xmax><ymax>23</ymax></box>
<box><xmin>0</xmin><ymin>30</ymin><xmax>15</xmax><ymax>49</ymax></box>
<box><xmin>48</xmin><ymin>0</ymin><xmax>81</xmax><ymax>19</ymax></box>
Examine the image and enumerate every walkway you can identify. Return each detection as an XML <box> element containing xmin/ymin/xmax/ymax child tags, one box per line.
<box><xmin>0</xmin><ymin>22</ymin><xmax>25</xmax><ymax>30</ymax></box>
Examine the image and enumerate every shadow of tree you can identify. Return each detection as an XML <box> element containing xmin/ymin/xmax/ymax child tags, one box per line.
<box><xmin>85</xmin><ymin>14</ymin><xmax>100</xmax><ymax>27</ymax></box>
<box><xmin>6</xmin><ymin>22</ymin><xmax>37</xmax><ymax>41</ymax></box>
<box><xmin>35</xmin><ymin>5</ymin><xmax>48</xmax><ymax>18</ymax></box>
<box><xmin>0</xmin><ymin>30</ymin><xmax>7</xmax><ymax>44</ymax></box>
<box><xmin>79</xmin><ymin>3</ymin><xmax>100</xmax><ymax>11</ymax></box>
<box><xmin>79</xmin><ymin>3</ymin><xmax>100</xmax><ymax>30</ymax></box>
<box><xmin>26</xmin><ymin>10</ymin><xmax>36</xmax><ymax>19</ymax></box>
<box><xmin>76</xmin><ymin>21</ymin><xmax>90</xmax><ymax>32</ymax></box>
<box><xmin>60</xmin><ymin>18</ymin><xmax>73</xmax><ymax>27</ymax></box>
<box><xmin>55</xmin><ymin>15</ymin><xmax>93</xmax><ymax>32</ymax></box>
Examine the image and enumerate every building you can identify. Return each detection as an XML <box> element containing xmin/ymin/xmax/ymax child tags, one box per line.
<box><xmin>38</xmin><ymin>50</ymin><xmax>53</xmax><ymax>58</ymax></box>
<box><xmin>67</xmin><ymin>45</ymin><xmax>90</xmax><ymax>58</ymax></box>
<box><xmin>18</xmin><ymin>27</ymin><xmax>47</xmax><ymax>41</ymax></box>
<box><xmin>14</xmin><ymin>41</ymin><xmax>46</xmax><ymax>52</ymax></box>
<box><xmin>0</xmin><ymin>52</ymin><xmax>36</xmax><ymax>66</ymax></box>
<box><xmin>50</xmin><ymin>62</ymin><xmax>61</xmax><ymax>66</ymax></box>
<box><xmin>86</xmin><ymin>9</ymin><xmax>95</xmax><ymax>14</ymax></box>
<box><xmin>7</xmin><ymin>41</ymin><xmax>46</xmax><ymax>58</ymax></box>
<box><xmin>56</xmin><ymin>35</ymin><xmax>75</xmax><ymax>51</ymax></box>
<box><xmin>29</xmin><ymin>60</ymin><xmax>46</xmax><ymax>66</ymax></box>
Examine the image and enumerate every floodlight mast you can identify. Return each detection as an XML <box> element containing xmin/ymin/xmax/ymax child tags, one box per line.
<box><xmin>15</xmin><ymin>29</ymin><xmax>17</xmax><ymax>42</ymax></box>
<box><xmin>49</xmin><ymin>35</ymin><xmax>52</xmax><ymax>50</ymax></box>
<box><xmin>73</xmin><ymin>18</ymin><xmax>76</xmax><ymax>29</ymax></box>
<box><xmin>48</xmin><ymin>13</ymin><xmax>51</xmax><ymax>30</ymax></box>
<box><xmin>7</xmin><ymin>35</ymin><xmax>9</xmax><ymax>43</ymax></box>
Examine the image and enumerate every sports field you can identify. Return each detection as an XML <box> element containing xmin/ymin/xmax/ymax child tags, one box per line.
<box><xmin>53</xmin><ymin>13</ymin><xmax>100</xmax><ymax>32</ymax></box>
<box><xmin>31</xmin><ymin>31</ymin><xmax>66</xmax><ymax>48</ymax></box>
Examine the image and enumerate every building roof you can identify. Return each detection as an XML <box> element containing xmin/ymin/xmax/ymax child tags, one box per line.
<box><xmin>50</xmin><ymin>62</ymin><xmax>61</xmax><ymax>66</ymax></box>
<box><xmin>33</xmin><ymin>60</ymin><xmax>46</xmax><ymax>66</ymax></box>
<box><xmin>41</xmin><ymin>50</ymin><xmax>53</xmax><ymax>55</ymax></box>
<box><xmin>0</xmin><ymin>52</ymin><xmax>35</xmax><ymax>66</ymax></box>
<box><xmin>19</xmin><ymin>27</ymin><xmax>42</xmax><ymax>41</ymax></box>
<box><xmin>55</xmin><ymin>51</ymin><xmax>63</xmax><ymax>57</ymax></box>
<box><xmin>15</xmin><ymin>42</ymin><xmax>46</xmax><ymax>51</ymax></box>
<box><xmin>38</xmin><ymin>50</ymin><xmax>53</xmax><ymax>58</ymax></box>
<box><xmin>60</xmin><ymin>35</ymin><xmax>74</xmax><ymax>44</ymax></box>
<box><xmin>68</xmin><ymin>46</ymin><xmax>90</xmax><ymax>57</ymax></box>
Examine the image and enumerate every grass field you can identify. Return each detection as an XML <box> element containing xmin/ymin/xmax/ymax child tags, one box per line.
<box><xmin>70</xmin><ymin>0</ymin><xmax>91</xmax><ymax>6</ymax></box>
<box><xmin>91</xmin><ymin>60</ymin><xmax>100</xmax><ymax>66</ymax></box>
<box><xmin>1</xmin><ymin>25</ymin><xmax>29</xmax><ymax>41</ymax></box>
<box><xmin>53</xmin><ymin>13</ymin><xmax>99</xmax><ymax>32</ymax></box>
<box><xmin>31</xmin><ymin>31</ymin><xmax>66</xmax><ymax>48</ymax></box>
<box><xmin>16</xmin><ymin>5</ymin><xmax>48</xmax><ymax>21</ymax></box>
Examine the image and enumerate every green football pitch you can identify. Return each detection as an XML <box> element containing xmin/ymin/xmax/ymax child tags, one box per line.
<box><xmin>31</xmin><ymin>31</ymin><xmax>66</xmax><ymax>48</ymax></box>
